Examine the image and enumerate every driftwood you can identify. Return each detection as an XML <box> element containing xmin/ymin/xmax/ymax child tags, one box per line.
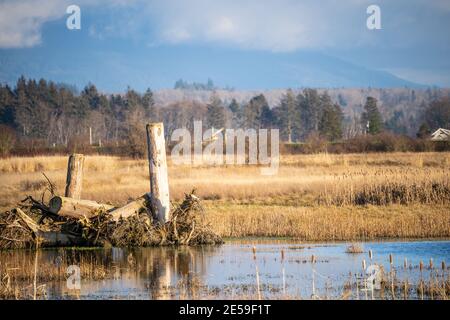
<box><xmin>36</xmin><ymin>231</ymin><xmax>85</xmax><ymax>247</ymax></box>
<box><xmin>13</xmin><ymin>208</ymin><xmax>84</xmax><ymax>247</ymax></box>
<box><xmin>109</xmin><ymin>193</ymin><xmax>151</xmax><ymax>222</ymax></box>
<box><xmin>49</xmin><ymin>196</ymin><xmax>115</xmax><ymax>219</ymax></box>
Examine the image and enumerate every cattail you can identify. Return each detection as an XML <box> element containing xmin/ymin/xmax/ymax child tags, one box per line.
<box><xmin>281</xmin><ymin>249</ymin><xmax>285</xmax><ymax>262</ymax></box>
<box><xmin>362</xmin><ymin>259</ymin><xmax>366</xmax><ymax>271</ymax></box>
<box><xmin>419</xmin><ymin>260</ymin><xmax>423</xmax><ymax>272</ymax></box>
<box><xmin>442</xmin><ymin>261</ymin><xmax>446</xmax><ymax>271</ymax></box>
<box><xmin>252</xmin><ymin>246</ymin><xmax>256</xmax><ymax>260</ymax></box>
<box><xmin>429</xmin><ymin>258</ymin><xmax>433</xmax><ymax>269</ymax></box>
<box><xmin>404</xmin><ymin>258</ymin><xmax>408</xmax><ymax>269</ymax></box>
<box><xmin>311</xmin><ymin>254</ymin><xmax>316</xmax><ymax>264</ymax></box>
<box><xmin>389</xmin><ymin>254</ymin><xmax>393</xmax><ymax>265</ymax></box>
<box><xmin>368</xmin><ymin>250</ymin><xmax>373</xmax><ymax>260</ymax></box>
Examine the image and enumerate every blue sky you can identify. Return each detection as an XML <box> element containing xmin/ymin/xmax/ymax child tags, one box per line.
<box><xmin>0</xmin><ymin>0</ymin><xmax>449</xmax><ymax>91</ymax></box>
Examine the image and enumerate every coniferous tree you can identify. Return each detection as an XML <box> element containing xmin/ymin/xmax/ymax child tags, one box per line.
<box><xmin>276</xmin><ymin>89</ymin><xmax>299</xmax><ymax>142</ymax></box>
<box><xmin>424</xmin><ymin>97</ymin><xmax>450</xmax><ymax>130</ymax></box>
<box><xmin>416</xmin><ymin>123</ymin><xmax>431</xmax><ymax>139</ymax></box>
<box><xmin>243</xmin><ymin>94</ymin><xmax>269</xmax><ymax>129</ymax></box>
<box><xmin>298</xmin><ymin>88</ymin><xmax>321</xmax><ymax>139</ymax></box>
<box><xmin>361</xmin><ymin>96</ymin><xmax>383</xmax><ymax>135</ymax></box>
<box><xmin>228</xmin><ymin>98</ymin><xmax>242</xmax><ymax>128</ymax></box>
<box><xmin>143</xmin><ymin>88</ymin><xmax>157</xmax><ymax>119</ymax></box>
<box><xmin>319</xmin><ymin>103</ymin><xmax>343</xmax><ymax>142</ymax></box>
<box><xmin>206</xmin><ymin>93</ymin><xmax>225</xmax><ymax>130</ymax></box>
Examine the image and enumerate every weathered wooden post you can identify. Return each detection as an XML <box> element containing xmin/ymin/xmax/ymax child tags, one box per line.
<box><xmin>146</xmin><ymin>123</ymin><xmax>170</xmax><ymax>223</ymax></box>
<box><xmin>65</xmin><ymin>153</ymin><xmax>84</xmax><ymax>200</ymax></box>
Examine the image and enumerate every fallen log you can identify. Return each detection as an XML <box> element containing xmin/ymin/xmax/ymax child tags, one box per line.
<box><xmin>14</xmin><ymin>207</ymin><xmax>40</xmax><ymax>233</ymax></box>
<box><xmin>36</xmin><ymin>230</ymin><xmax>86</xmax><ymax>247</ymax></box>
<box><xmin>13</xmin><ymin>208</ymin><xmax>85</xmax><ymax>247</ymax></box>
<box><xmin>49</xmin><ymin>196</ymin><xmax>115</xmax><ymax>219</ymax></box>
<box><xmin>109</xmin><ymin>193</ymin><xmax>151</xmax><ymax>222</ymax></box>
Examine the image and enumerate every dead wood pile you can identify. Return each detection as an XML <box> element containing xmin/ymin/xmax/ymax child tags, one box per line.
<box><xmin>0</xmin><ymin>190</ymin><xmax>222</xmax><ymax>249</ymax></box>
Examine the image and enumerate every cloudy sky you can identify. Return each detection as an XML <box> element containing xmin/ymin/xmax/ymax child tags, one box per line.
<box><xmin>0</xmin><ymin>0</ymin><xmax>449</xmax><ymax>90</ymax></box>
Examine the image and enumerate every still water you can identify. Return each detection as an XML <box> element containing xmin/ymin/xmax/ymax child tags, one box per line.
<box><xmin>1</xmin><ymin>239</ymin><xmax>449</xmax><ymax>299</ymax></box>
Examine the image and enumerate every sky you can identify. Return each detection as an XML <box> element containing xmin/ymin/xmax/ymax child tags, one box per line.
<box><xmin>0</xmin><ymin>0</ymin><xmax>449</xmax><ymax>91</ymax></box>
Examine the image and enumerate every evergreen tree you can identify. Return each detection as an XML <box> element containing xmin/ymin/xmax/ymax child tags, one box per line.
<box><xmin>319</xmin><ymin>103</ymin><xmax>343</xmax><ymax>142</ymax></box>
<box><xmin>228</xmin><ymin>98</ymin><xmax>242</xmax><ymax>128</ymax></box>
<box><xmin>206</xmin><ymin>93</ymin><xmax>225</xmax><ymax>129</ymax></box>
<box><xmin>416</xmin><ymin>123</ymin><xmax>431</xmax><ymax>139</ymax></box>
<box><xmin>0</xmin><ymin>85</ymin><xmax>15</xmax><ymax>126</ymax></box>
<box><xmin>361</xmin><ymin>96</ymin><xmax>383</xmax><ymax>135</ymax></box>
<box><xmin>143</xmin><ymin>88</ymin><xmax>156</xmax><ymax>119</ymax></box>
<box><xmin>277</xmin><ymin>89</ymin><xmax>299</xmax><ymax>142</ymax></box>
<box><xmin>82</xmin><ymin>83</ymin><xmax>101</xmax><ymax>109</ymax></box>
<box><xmin>243</xmin><ymin>94</ymin><xmax>269</xmax><ymax>129</ymax></box>
<box><xmin>424</xmin><ymin>97</ymin><xmax>450</xmax><ymax>130</ymax></box>
<box><xmin>298</xmin><ymin>88</ymin><xmax>321</xmax><ymax>139</ymax></box>
<box><xmin>228</xmin><ymin>98</ymin><xmax>239</xmax><ymax>113</ymax></box>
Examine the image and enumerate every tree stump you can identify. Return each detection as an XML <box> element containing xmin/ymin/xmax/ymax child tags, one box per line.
<box><xmin>65</xmin><ymin>153</ymin><xmax>84</xmax><ymax>199</ymax></box>
<box><xmin>146</xmin><ymin>123</ymin><xmax>170</xmax><ymax>223</ymax></box>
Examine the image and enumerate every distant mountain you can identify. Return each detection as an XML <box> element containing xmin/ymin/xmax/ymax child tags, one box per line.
<box><xmin>0</xmin><ymin>46</ymin><xmax>424</xmax><ymax>92</ymax></box>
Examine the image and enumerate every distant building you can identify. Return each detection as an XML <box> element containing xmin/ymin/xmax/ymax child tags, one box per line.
<box><xmin>430</xmin><ymin>128</ymin><xmax>450</xmax><ymax>141</ymax></box>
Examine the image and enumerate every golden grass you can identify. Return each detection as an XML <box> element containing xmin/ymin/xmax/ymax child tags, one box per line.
<box><xmin>0</xmin><ymin>152</ymin><xmax>449</xmax><ymax>239</ymax></box>
<box><xmin>204</xmin><ymin>203</ymin><xmax>450</xmax><ymax>240</ymax></box>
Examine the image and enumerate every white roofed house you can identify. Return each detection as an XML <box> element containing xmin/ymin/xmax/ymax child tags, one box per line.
<box><xmin>430</xmin><ymin>128</ymin><xmax>450</xmax><ymax>141</ymax></box>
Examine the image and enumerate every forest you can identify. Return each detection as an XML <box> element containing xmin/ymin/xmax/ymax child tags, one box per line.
<box><xmin>0</xmin><ymin>76</ymin><xmax>449</xmax><ymax>157</ymax></box>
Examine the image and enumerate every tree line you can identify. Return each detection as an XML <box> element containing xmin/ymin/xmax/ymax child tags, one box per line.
<box><xmin>0</xmin><ymin>76</ymin><xmax>449</xmax><ymax>156</ymax></box>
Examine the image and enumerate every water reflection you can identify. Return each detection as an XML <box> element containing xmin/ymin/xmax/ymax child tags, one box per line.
<box><xmin>0</xmin><ymin>240</ymin><xmax>448</xmax><ymax>300</ymax></box>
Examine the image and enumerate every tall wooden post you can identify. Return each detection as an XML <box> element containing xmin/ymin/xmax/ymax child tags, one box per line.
<box><xmin>65</xmin><ymin>153</ymin><xmax>84</xmax><ymax>200</ymax></box>
<box><xmin>146</xmin><ymin>123</ymin><xmax>170</xmax><ymax>223</ymax></box>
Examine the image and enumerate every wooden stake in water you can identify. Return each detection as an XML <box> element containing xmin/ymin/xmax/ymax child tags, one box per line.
<box><xmin>255</xmin><ymin>265</ymin><xmax>261</xmax><ymax>300</ymax></box>
<box><xmin>281</xmin><ymin>249</ymin><xmax>286</xmax><ymax>295</ymax></box>
<box><xmin>419</xmin><ymin>260</ymin><xmax>424</xmax><ymax>300</ymax></box>
<box><xmin>389</xmin><ymin>254</ymin><xmax>395</xmax><ymax>300</ymax></box>
<box><xmin>252</xmin><ymin>247</ymin><xmax>261</xmax><ymax>300</ymax></box>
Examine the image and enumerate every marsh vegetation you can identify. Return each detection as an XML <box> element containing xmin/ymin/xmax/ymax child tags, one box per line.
<box><xmin>0</xmin><ymin>152</ymin><xmax>448</xmax><ymax>240</ymax></box>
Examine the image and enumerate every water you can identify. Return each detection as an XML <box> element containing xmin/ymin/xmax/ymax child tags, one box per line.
<box><xmin>1</xmin><ymin>239</ymin><xmax>449</xmax><ymax>299</ymax></box>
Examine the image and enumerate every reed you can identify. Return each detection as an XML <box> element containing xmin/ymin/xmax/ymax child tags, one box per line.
<box><xmin>205</xmin><ymin>204</ymin><xmax>450</xmax><ymax>240</ymax></box>
<box><xmin>1</xmin><ymin>153</ymin><xmax>449</xmax><ymax>239</ymax></box>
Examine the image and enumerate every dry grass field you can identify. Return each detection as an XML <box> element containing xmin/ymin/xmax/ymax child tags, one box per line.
<box><xmin>0</xmin><ymin>152</ymin><xmax>449</xmax><ymax>240</ymax></box>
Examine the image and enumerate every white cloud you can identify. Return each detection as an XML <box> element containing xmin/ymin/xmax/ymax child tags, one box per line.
<box><xmin>0</xmin><ymin>0</ymin><xmax>72</xmax><ymax>48</ymax></box>
<box><xmin>141</xmin><ymin>0</ymin><xmax>450</xmax><ymax>51</ymax></box>
<box><xmin>1</xmin><ymin>0</ymin><xmax>449</xmax><ymax>52</ymax></box>
<box><xmin>0</xmin><ymin>0</ymin><xmax>134</xmax><ymax>48</ymax></box>
<box><xmin>387</xmin><ymin>67</ymin><xmax>450</xmax><ymax>87</ymax></box>
<box><xmin>146</xmin><ymin>0</ymin><xmax>355</xmax><ymax>52</ymax></box>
